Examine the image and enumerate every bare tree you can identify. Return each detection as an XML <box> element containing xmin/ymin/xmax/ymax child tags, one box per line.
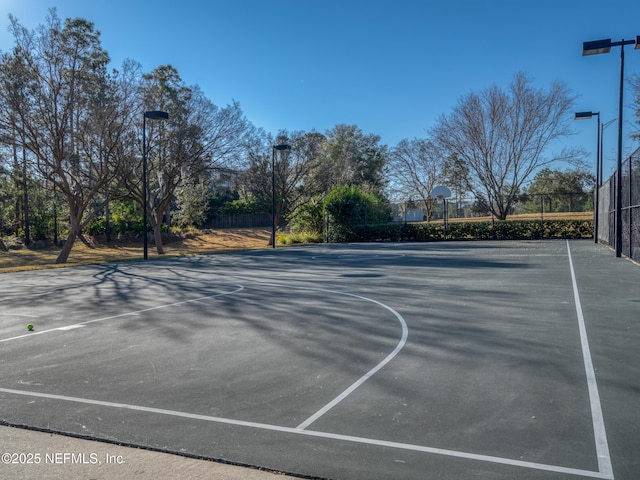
<box><xmin>126</xmin><ymin>65</ymin><xmax>254</xmax><ymax>254</ymax></box>
<box><xmin>276</xmin><ymin>131</ymin><xmax>327</xmax><ymax>226</ymax></box>
<box><xmin>387</xmin><ymin>137</ymin><xmax>445</xmax><ymax>220</ymax></box>
<box><xmin>239</xmin><ymin>130</ymin><xmax>326</xmax><ymax>238</ymax></box>
<box><xmin>433</xmin><ymin>72</ymin><xmax>580</xmax><ymax>220</ymax></box>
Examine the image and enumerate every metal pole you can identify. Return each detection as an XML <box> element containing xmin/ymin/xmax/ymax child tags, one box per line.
<box><xmin>600</xmin><ymin>123</ymin><xmax>604</xmax><ymax>186</ymax></box>
<box><xmin>271</xmin><ymin>146</ymin><xmax>276</xmax><ymax>249</ymax></box>
<box><xmin>595</xmin><ymin>114</ymin><xmax>600</xmax><ymax>243</ymax></box>
<box><xmin>443</xmin><ymin>198</ymin><xmax>447</xmax><ymax>240</ymax></box>
<box><xmin>629</xmin><ymin>153</ymin><xmax>633</xmax><ymax>258</ymax></box>
<box><xmin>142</xmin><ymin>114</ymin><xmax>148</xmax><ymax>260</ymax></box>
<box><xmin>615</xmin><ymin>44</ymin><xmax>624</xmax><ymax>257</ymax></box>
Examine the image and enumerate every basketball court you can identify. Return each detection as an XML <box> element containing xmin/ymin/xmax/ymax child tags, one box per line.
<box><xmin>1</xmin><ymin>240</ymin><xmax>638</xmax><ymax>479</ymax></box>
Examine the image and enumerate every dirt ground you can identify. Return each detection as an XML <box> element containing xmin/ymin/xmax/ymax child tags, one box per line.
<box><xmin>0</xmin><ymin>228</ymin><xmax>272</xmax><ymax>273</ymax></box>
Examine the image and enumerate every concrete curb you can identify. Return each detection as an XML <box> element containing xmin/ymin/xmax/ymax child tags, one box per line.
<box><xmin>0</xmin><ymin>425</ymin><xmax>296</xmax><ymax>479</ymax></box>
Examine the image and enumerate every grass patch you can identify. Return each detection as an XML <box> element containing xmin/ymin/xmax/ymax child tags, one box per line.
<box><xmin>277</xmin><ymin>231</ymin><xmax>324</xmax><ymax>245</ymax></box>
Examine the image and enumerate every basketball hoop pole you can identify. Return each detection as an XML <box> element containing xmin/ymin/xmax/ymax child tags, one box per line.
<box><xmin>443</xmin><ymin>198</ymin><xmax>448</xmax><ymax>240</ymax></box>
<box><xmin>431</xmin><ymin>186</ymin><xmax>452</xmax><ymax>241</ymax></box>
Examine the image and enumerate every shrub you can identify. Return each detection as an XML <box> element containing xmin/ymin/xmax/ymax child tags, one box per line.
<box><xmin>278</xmin><ymin>231</ymin><xmax>323</xmax><ymax>245</ymax></box>
<box><xmin>333</xmin><ymin>219</ymin><xmax>593</xmax><ymax>243</ymax></box>
<box><xmin>324</xmin><ymin>186</ymin><xmax>391</xmax><ymax>242</ymax></box>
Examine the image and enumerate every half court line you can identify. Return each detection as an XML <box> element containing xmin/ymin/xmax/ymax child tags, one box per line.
<box><xmin>0</xmin><ymin>387</ymin><xmax>611</xmax><ymax>479</ymax></box>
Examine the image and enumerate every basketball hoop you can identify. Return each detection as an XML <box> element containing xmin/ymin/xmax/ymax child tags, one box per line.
<box><xmin>430</xmin><ymin>186</ymin><xmax>452</xmax><ymax>199</ymax></box>
<box><xmin>430</xmin><ymin>185</ymin><xmax>452</xmax><ymax>241</ymax></box>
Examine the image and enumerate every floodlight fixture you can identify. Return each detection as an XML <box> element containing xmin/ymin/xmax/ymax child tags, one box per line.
<box><xmin>582</xmin><ymin>39</ymin><xmax>612</xmax><ymax>56</ymax></box>
<box><xmin>574</xmin><ymin>111</ymin><xmax>595</xmax><ymax>120</ymax></box>
<box><xmin>144</xmin><ymin>110</ymin><xmax>169</xmax><ymax>120</ymax></box>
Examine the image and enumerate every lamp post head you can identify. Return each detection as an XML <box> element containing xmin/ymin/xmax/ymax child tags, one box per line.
<box><xmin>273</xmin><ymin>144</ymin><xmax>291</xmax><ymax>151</ymax></box>
<box><xmin>575</xmin><ymin>111</ymin><xmax>598</xmax><ymax>120</ymax></box>
<box><xmin>583</xmin><ymin>39</ymin><xmax>612</xmax><ymax>56</ymax></box>
<box><xmin>144</xmin><ymin>110</ymin><xmax>169</xmax><ymax>120</ymax></box>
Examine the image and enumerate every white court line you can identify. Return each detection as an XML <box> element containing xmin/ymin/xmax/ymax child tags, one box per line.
<box><xmin>566</xmin><ymin>241</ymin><xmax>614</xmax><ymax>479</ymax></box>
<box><xmin>243</xmin><ymin>282</ymin><xmax>408</xmax><ymax>430</ymax></box>
<box><xmin>0</xmin><ymin>256</ymin><xmax>615</xmax><ymax>478</ymax></box>
<box><xmin>0</xmin><ymin>387</ymin><xmax>611</xmax><ymax>479</ymax></box>
<box><xmin>292</xmin><ymin>288</ymin><xmax>408</xmax><ymax>430</ymax></box>
<box><xmin>0</xmin><ymin>284</ymin><xmax>244</xmax><ymax>343</ymax></box>
<box><xmin>310</xmin><ymin>253</ymin><xmax>405</xmax><ymax>261</ymax></box>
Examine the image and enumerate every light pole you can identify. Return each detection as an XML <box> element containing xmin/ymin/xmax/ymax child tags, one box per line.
<box><xmin>583</xmin><ymin>35</ymin><xmax>640</xmax><ymax>257</ymax></box>
<box><xmin>600</xmin><ymin>118</ymin><xmax>617</xmax><ymax>183</ymax></box>
<box><xmin>142</xmin><ymin>110</ymin><xmax>169</xmax><ymax>260</ymax></box>
<box><xmin>271</xmin><ymin>144</ymin><xmax>291</xmax><ymax>248</ymax></box>
<box><xmin>574</xmin><ymin>111</ymin><xmax>600</xmax><ymax>243</ymax></box>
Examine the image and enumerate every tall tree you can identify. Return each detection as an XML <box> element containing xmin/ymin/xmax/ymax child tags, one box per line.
<box><xmin>321</xmin><ymin>124</ymin><xmax>388</xmax><ymax>194</ymax></box>
<box><xmin>522</xmin><ymin>167</ymin><xmax>594</xmax><ymax>212</ymax></box>
<box><xmin>433</xmin><ymin>72</ymin><xmax>580</xmax><ymax>220</ymax></box>
<box><xmin>442</xmin><ymin>152</ymin><xmax>471</xmax><ymax>217</ymax></box>
<box><xmin>275</xmin><ymin>130</ymin><xmax>327</xmax><ymax>226</ymax></box>
<box><xmin>127</xmin><ymin>65</ymin><xmax>254</xmax><ymax>253</ymax></box>
<box><xmin>0</xmin><ymin>10</ymin><xmax>132</xmax><ymax>263</ymax></box>
<box><xmin>239</xmin><ymin>130</ymin><xmax>326</xmax><ymax>237</ymax></box>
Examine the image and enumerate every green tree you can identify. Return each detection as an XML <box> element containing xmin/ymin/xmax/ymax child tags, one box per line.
<box><xmin>321</xmin><ymin>124</ymin><xmax>388</xmax><ymax>194</ymax></box>
<box><xmin>172</xmin><ymin>182</ymin><xmax>212</xmax><ymax>228</ymax></box>
<box><xmin>238</xmin><ymin>130</ymin><xmax>326</xmax><ymax>240</ymax></box>
<box><xmin>122</xmin><ymin>65</ymin><xmax>254</xmax><ymax>253</ymax></box>
<box><xmin>324</xmin><ymin>185</ymin><xmax>390</xmax><ymax>242</ymax></box>
<box><xmin>521</xmin><ymin>168</ymin><xmax>594</xmax><ymax>212</ymax></box>
<box><xmin>0</xmin><ymin>10</ymin><xmax>134</xmax><ymax>263</ymax></box>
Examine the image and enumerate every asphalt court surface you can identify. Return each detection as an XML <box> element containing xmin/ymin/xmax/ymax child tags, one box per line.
<box><xmin>0</xmin><ymin>240</ymin><xmax>639</xmax><ymax>479</ymax></box>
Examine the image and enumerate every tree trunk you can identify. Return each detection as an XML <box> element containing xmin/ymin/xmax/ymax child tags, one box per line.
<box><xmin>153</xmin><ymin>221</ymin><xmax>165</xmax><ymax>255</ymax></box>
<box><xmin>56</xmin><ymin>227</ymin><xmax>78</xmax><ymax>264</ymax></box>
<box><xmin>55</xmin><ymin>200</ymin><xmax>82</xmax><ymax>264</ymax></box>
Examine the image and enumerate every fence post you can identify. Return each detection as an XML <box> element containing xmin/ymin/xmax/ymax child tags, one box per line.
<box><xmin>540</xmin><ymin>194</ymin><xmax>544</xmax><ymax>239</ymax></box>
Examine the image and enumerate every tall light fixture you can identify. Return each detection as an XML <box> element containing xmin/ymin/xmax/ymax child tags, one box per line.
<box><xmin>271</xmin><ymin>144</ymin><xmax>291</xmax><ymax>248</ymax></box>
<box><xmin>142</xmin><ymin>110</ymin><xmax>169</xmax><ymax>260</ymax></box>
<box><xmin>600</xmin><ymin>118</ymin><xmax>617</xmax><ymax>182</ymax></box>
<box><xmin>574</xmin><ymin>111</ymin><xmax>600</xmax><ymax>243</ymax></box>
<box><xmin>583</xmin><ymin>35</ymin><xmax>640</xmax><ymax>257</ymax></box>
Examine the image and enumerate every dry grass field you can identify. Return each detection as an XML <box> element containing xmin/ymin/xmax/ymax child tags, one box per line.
<box><xmin>0</xmin><ymin>228</ymin><xmax>272</xmax><ymax>273</ymax></box>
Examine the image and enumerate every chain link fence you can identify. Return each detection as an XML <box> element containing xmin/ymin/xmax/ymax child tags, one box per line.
<box><xmin>598</xmin><ymin>146</ymin><xmax>640</xmax><ymax>262</ymax></box>
<box><xmin>394</xmin><ymin>193</ymin><xmax>592</xmax><ymax>223</ymax></box>
<box><xmin>322</xmin><ymin>193</ymin><xmax>593</xmax><ymax>243</ymax></box>
<box><xmin>200</xmin><ymin>213</ymin><xmax>271</xmax><ymax>229</ymax></box>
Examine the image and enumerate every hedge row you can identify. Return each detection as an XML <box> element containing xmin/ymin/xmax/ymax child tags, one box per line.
<box><xmin>335</xmin><ymin>219</ymin><xmax>593</xmax><ymax>243</ymax></box>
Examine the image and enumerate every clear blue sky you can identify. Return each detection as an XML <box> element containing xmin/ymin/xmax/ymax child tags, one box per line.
<box><xmin>1</xmin><ymin>0</ymin><xmax>640</xmax><ymax>178</ymax></box>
